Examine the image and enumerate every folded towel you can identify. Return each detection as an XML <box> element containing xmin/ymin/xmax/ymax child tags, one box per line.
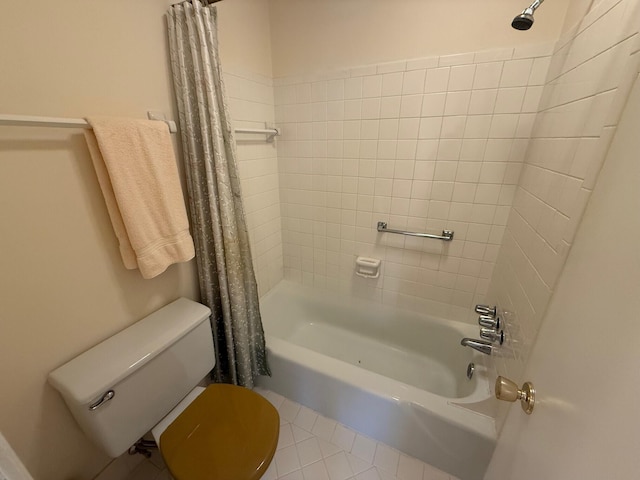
<box><xmin>84</xmin><ymin>117</ymin><xmax>195</xmax><ymax>279</ymax></box>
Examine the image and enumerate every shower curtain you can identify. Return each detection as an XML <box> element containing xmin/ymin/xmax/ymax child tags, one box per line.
<box><xmin>167</xmin><ymin>0</ymin><xmax>270</xmax><ymax>387</ymax></box>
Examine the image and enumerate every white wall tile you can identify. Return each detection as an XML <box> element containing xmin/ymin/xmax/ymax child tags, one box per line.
<box><xmin>494</xmin><ymin>88</ymin><xmax>526</xmax><ymax>113</ymax></box>
<box><xmin>345</xmin><ymin>77</ymin><xmax>364</xmax><ymax>99</ymax></box>
<box><xmin>500</xmin><ymin>59</ymin><xmax>534</xmax><ymax>87</ymax></box>
<box><xmin>400</xmin><ymin>95</ymin><xmax>423</xmax><ymax>117</ymax></box>
<box><xmin>382</xmin><ymin>72</ymin><xmax>405</xmax><ymax>96</ymax></box>
<box><xmin>444</xmin><ymin>91</ymin><xmax>471</xmax><ymax>116</ymax></box>
<box><xmin>273</xmin><ymin>39</ymin><xmax>579</xmax><ymax>329</ymax></box>
<box><xmin>327</xmin><ymin>79</ymin><xmax>345</xmax><ymax>100</ymax></box>
<box><xmin>424</xmin><ymin>68</ymin><xmax>450</xmax><ymax>93</ymax></box>
<box><xmin>402</xmin><ymin>69</ymin><xmax>427</xmax><ymax>95</ymax></box>
<box><xmin>473</xmin><ymin>62</ymin><xmax>503</xmax><ymax>89</ymax></box>
<box><xmin>380</xmin><ymin>96</ymin><xmax>401</xmax><ymax>118</ymax></box>
<box><xmin>448</xmin><ymin>64</ymin><xmax>476</xmax><ymax>91</ymax></box>
<box><xmin>468</xmin><ymin>89</ymin><xmax>498</xmax><ymax>115</ymax></box>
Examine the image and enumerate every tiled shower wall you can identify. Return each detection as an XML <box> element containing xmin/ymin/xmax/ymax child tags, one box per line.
<box><xmin>274</xmin><ymin>45</ymin><xmax>553</xmax><ymax>322</ymax></box>
<box><xmin>224</xmin><ymin>70</ymin><xmax>284</xmax><ymax>296</ymax></box>
<box><xmin>488</xmin><ymin>0</ymin><xmax>640</xmax><ymax>399</ymax></box>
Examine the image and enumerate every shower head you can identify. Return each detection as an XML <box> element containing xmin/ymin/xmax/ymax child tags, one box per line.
<box><xmin>512</xmin><ymin>11</ymin><xmax>535</xmax><ymax>30</ymax></box>
<box><xmin>512</xmin><ymin>0</ymin><xmax>544</xmax><ymax>30</ymax></box>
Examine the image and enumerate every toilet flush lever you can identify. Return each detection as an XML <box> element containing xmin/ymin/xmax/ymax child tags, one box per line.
<box><xmin>89</xmin><ymin>390</ymin><xmax>115</xmax><ymax>411</ymax></box>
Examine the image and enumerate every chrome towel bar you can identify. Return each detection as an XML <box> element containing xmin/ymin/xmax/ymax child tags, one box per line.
<box><xmin>234</xmin><ymin>127</ymin><xmax>280</xmax><ymax>142</ymax></box>
<box><xmin>377</xmin><ymin>221</ymin><xmax>454</xmax><ymax>241</ymax></box>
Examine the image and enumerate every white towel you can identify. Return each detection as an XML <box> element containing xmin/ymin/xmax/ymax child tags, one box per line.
<box><xmin>84</xmin><ymin>117</ymin><xmax>194</xmax><ymax>279</ymax></box>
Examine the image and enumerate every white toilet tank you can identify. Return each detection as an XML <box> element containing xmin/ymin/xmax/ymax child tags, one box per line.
<box><xmin>48</xmin><ymin>298</ymin><xmax>215</xmax><ymax>457</ymax></box>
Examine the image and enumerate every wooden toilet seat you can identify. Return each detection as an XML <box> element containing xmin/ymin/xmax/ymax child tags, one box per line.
<box><xmin>159</xmin><ymin>384</ymin><xmax>279</xmax><ymax>480</ymax></box>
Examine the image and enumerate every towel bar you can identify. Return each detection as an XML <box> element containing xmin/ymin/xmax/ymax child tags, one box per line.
<box><xmin>0</xmin><ymin>113</ymin><xmax>177</xmax><ymax>133</ymax></box>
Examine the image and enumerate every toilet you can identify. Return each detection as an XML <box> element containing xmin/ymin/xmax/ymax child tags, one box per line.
<box><xmin>48</xmin><ymin>298</ymin><xmax>279</xmax><ymax>480</ymax></box>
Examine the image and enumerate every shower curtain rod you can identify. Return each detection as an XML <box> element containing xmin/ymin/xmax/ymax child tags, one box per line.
<box><xmin>170</xmin><ymin>0</ymin><xmax>223</xmax><ymax>5</ymax></box>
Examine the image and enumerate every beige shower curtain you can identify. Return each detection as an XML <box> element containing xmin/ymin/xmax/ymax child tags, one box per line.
<box><xmin>167</xmin><ymin>0</ymin><xmax>270</xmax><ymax>387</ymax></box>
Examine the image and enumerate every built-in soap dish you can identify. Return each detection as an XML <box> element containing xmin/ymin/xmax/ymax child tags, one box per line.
<box><xmin>355</xmin><ymin>256</ymin><xmax>381</xmax><ymax>278</ymax></box>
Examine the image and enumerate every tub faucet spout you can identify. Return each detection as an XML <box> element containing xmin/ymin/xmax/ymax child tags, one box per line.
<box><xmin>460</xmin><ymin>338</ymin><xmax>493</xmax><ymax>355</ymax></box>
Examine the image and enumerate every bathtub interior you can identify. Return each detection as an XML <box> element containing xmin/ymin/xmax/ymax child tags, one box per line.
<box><xmin>258</xmin><ymin>281</ymin><xmax>497</xmax><ymax>480</ymax></box>
<box><xmin>260</xmin><ymin>280</ymin><xmax>484</xmax><ymax>399</ymax></box>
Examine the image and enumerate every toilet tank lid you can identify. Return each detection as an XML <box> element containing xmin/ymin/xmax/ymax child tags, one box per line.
<box><xmin>48</xmin><ymin>298</ymin><xmax>211</xmax><ymax>405</ymax></box>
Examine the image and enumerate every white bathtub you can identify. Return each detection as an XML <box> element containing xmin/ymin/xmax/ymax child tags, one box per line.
<box><xmin>257</xmin><ymin>281</ymin><xmax>496</xmax><ymax>480</ymax></box>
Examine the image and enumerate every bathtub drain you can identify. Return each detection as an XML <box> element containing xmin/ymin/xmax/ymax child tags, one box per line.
<box><xmin>466</xmin><ymin>362</ymin><xmax>475</xmax><ymax>380</ymax></box>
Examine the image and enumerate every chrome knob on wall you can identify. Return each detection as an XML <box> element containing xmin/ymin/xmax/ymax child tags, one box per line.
<box><xmin>478</xmin><ymin>315</ymin><xmax>501</xmax><ymax>329</ymax></box>
<box><xmin>475</xmin><ymin>304</ymin><xmax>497</xmax><ymax>317</ymax></box>
<box><xmin>480</xmin><ymin>327</ymin><xmax>505</xmax><ymax>345</ymax></box>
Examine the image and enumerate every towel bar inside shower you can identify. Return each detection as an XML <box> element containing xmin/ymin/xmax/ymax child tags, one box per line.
<box><xmin>377</xmin><ymin>221</ymin><xmax>454</xmax><ymax>241</ymax></box>
<box><xmin>234</xmin><ymin>127</ymin><xmax>280</xmax><ymax>142</ymax></box>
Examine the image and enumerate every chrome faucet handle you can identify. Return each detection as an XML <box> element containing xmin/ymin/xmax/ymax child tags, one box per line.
<box><xmin>475</xmin><ymin>304</ymin><xmax>497</xmax><ymax>317</ymax></box>
<box><xmin>480</xmin><ymin>327</ymin><xmax>505</xmax><ymax>345</ymax></box>
<box><xmin>478</xmin><ymin>315</ymin><xmax>501</xmax><ymax>330</ymax></box>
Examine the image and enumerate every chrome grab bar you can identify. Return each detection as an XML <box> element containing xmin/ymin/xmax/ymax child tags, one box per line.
<box><xmin>376</xmin><ymin>221</ymin><xmax>454</xmax><ymax>241</ymax></box>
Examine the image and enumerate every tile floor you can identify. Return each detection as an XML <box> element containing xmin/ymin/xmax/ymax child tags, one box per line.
<box><xmin>118</xmin><ymin>388</ymin><xmax>459</xmax><ymax>480</ymax></box>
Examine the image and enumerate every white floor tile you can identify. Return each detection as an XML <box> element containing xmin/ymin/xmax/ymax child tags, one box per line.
<box><xmin>294</xmin><ymin>406</ymin><xmax>319</xmax><ymax>431</ymax></box>
<box><xmin>356</xmin><ymin>467</ymin><xmax>382</xmax><ymax>480</ymax></box>
<box><xmin>318</xmin><ymin>438</ymin><xmax>342</xmax><ymax>458</ymax></box>
<box><xmin>154</xmin><ymin>470</ymin><xmax>171</xmax><ymax>480</ymax></box>
<box><xmin>324</xmin><ymin>452</ymin><xmax>354</xmax><ymax>480</ymax></box>
<box><xmin>279</xmin><ymin>399</ymin><xmax>302</xmax><ymax>423</ymax></box>
<box><xmin>280</xmin><ymin>470</ymin><xmax>305</xmax><ymax>480</ymax></box>
<box><xmin>373</xmin><ymin>444</ymin><xmax>400</xmax><ymax>476</ymax></box>
<box><xmin>377</xmin><ymin>468</ymin><xmax>400</xmax><ymax>480</ymax></box>
<box><xmin>278</xmin><ymin>423</ymin><xmax>296</xmax><ymax>450</ymax></box>
<box><xmin>297</xmin><ymin>437</ymin><xmax>324</xmax><ymax>467</ymax></box>
<box><xmin>292</xmin><ymin>424</ymin><xmax>314</xmax><ymax>443</ymax></box>
<box><xmin>397</xmin><ymin>454</ymin><xmax>424</xmax><ymax>480</ymax></box>
<box><xmin>275</xmin><ymin>444</ymin><xmax>302</xmax><ymax>477</ymax></box>
<box><xmin>346</xmin><ymin>453</ymin><xmax>372</xmax><ymax>476</ymax></box>
<box><xmin>331</xmin><ymin>424</ymin><xmax>356</xmax><ymax>452</ymax></box>
<box><xmin>262</xmin><ymin>461</ymin><xmax>278</xmax><ymax>480</ymax></box>
<box><xmin>350</xmin><ymin>434</ymin><xmax>377</xmax><ymax>463</ymax></box>
<box><xmin>264</xmin><ymin>389</ymin><xmax>286</xmax><ymax>409</ymax></box>
<box><xmin>302</xmin><ymin>460</ymin><xmax>331</xmax><ymax>480</ymax></box>
<box><xmin>312</xmin><ymin>415</ymin><xmax>338</xmax><ymax>442</ymax></box>
<box><xmin>126</xmin><ymin>462</ymin><xmax>161</xmax><ymax>480</ymax></box>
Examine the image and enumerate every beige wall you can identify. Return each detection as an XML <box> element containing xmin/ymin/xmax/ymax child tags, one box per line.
<box><xmin>0</xmin><ymin>1</ymin><xmax>277</xmax><ymax>479</ymax></box>
<box><xmin>0</xmin><ymin>1</ymin><xmax>200</xmax><ymax>479</ymax></box>
<box><xmin>217</xmin><ymin>0</ymin><xmax>274</xmax><ymax>78</ymax></box>
<box><xmin>269</xmin><ymin>0</ymin><xmax>571</xmax><ymax>77</ymax></box>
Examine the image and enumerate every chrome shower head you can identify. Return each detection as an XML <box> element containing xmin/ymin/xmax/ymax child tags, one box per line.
<box><xmin>512</xmin><ymin>11</ymin><xmax>535</xmax><ymax>30</ymax></box>
<box><xmin>512</xmin><ymin>0</ymin><xmax>544</xmax><ymax>30</ymax></box>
